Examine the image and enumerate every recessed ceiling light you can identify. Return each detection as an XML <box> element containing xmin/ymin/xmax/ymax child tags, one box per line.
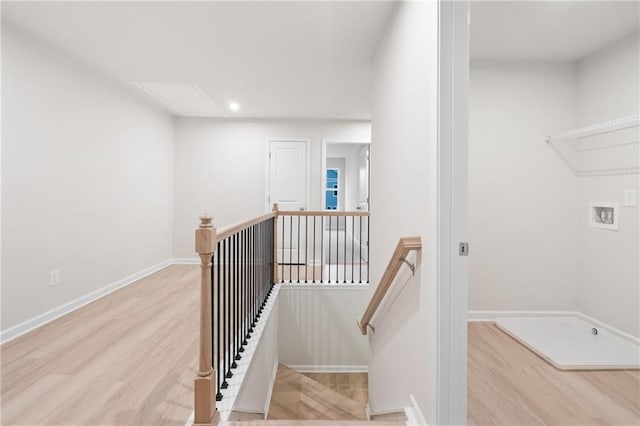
<box><xmin>229</xmin><ymin>102</ymin><xmax>240</xmax><ymax>111</ymax></box>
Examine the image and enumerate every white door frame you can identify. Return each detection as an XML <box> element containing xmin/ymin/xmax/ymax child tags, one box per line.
<box><xmin>436</xmin><ymin>1</ymin><xmax>469</xmax><ymax>425</ymax></box>
<box><xmin>265</xmin><ymin>137</ymin><xmax>311</xmax><ymax>212</ymax></box>
<box><xmin>321</xmin><ymin>138</ymin><xmax>371</xmax><ymax>211</ymax></box>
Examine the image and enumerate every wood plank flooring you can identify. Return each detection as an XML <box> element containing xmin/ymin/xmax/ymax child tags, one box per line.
<box><xmin>267</xmin><ymin>365</ymin><xmax>368</xmax><ymax>421</ymax></box>
<box><xmin>3</xmin><ymin>265</ymin><xmax>639</xmax><ymax>426</ymax></box>
<box><xmin>1</xmin><ymin>264</ymin><xmax>200</xmax><ymax>426</ymax></box>
<box><xmin>468</xmin><ymin>322</ymin><xmax>640</xmax><ymax>426</ymax></box>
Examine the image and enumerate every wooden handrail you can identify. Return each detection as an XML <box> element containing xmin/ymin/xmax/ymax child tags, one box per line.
<box><xmin>217</xmin><ymin>212</ymin><xmax>276</xmax><ymax>241</ymax></box>
<box><xmin>277</xmin><ymin>210</ymin><xmax>370</xmax><ymax>217</ymax></box>
<box><xmin>358</xmin><ymin>236</ymin><xmax>422</xmax><ymax>335</ymax></box>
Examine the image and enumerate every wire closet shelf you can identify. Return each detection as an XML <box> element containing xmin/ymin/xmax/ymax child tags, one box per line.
<box><xmin>546</xmin><ymin>115</ymin><xmax>640</xmax><ymax>177</ymax></box>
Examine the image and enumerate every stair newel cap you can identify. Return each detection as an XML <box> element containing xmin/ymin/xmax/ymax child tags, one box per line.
<box><xmin>272</xmin><ymin>203</ymin><xmax>279</xmax><ymax>212</ymax></box>
<box><xmin>196</xmin><ymin>214</ymin><xmax>216</xmax><ymax>255</ymax></box>
<box><xmin>199</xmin><ymin>214</ymin><xmax>213</xmax><ymax>228</ymax></box>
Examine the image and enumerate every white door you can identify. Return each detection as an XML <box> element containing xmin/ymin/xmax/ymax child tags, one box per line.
<box><xmin>268</xmin><ymin>140</ymin><xmax>308</xmax><ymax>264</ymax></box>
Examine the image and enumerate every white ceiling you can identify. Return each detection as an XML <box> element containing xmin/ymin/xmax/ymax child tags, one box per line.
<box><xmin>4</xmin><ymin>1</ymin><xmax>638</xmax><ymax>118</ymax></box>
<box><xmin>2</xmin><ymin>1</ymin><xmax>397</xmax><ymax>120</ymax></box>
<box><xmin>471</xmin><ymin>1</ymin><xmax>640</xmax><ymax>61</ymax></box>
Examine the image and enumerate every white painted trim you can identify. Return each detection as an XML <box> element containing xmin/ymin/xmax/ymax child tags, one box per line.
<box><xmin>184</xmin><ymin>411</ymin><xmax>194</xmax><ymax>426</ymax></box>
<box><xmin>436</xmin><ymin>1</ymin><xmax>469</xmax><ymax>425</ymax></box>
<box><xmin>279</xmin><ymin>283</ymin><xmax>370</xmax><ymax>290</ymax></box>
<box><xmin>263</xmin><ymin>354</ymin><xmax>280</xmax><ymax>419</ymax></box>
<box><xmin>406</xmin><ymin>394</ymin><xmax>428</xmax><ymax>426</ymax></box>
<box><xmin>0</xmin><ymin>259</ymin><xmax>173</xmax><ymax>344</ymax></box>
<box><xmin>218</xmin><ymin>286</ymin><xmax>281</xmax><ymax>420</ymax></box>
<box><xmin>320</xmin><ymin>138</ymin><xmax>371</xmax><ymax>210</ymax></box>
<box><xmin>469</xmin><ymin>310</ymin><xmax>640</xmax><ymax>345</ymax></box>
<box><xmin>365</xmin><ymin>404</ymin><xmax>372</xmax><ymax>421</ymax></box>
<box><xmin>468</xmin><ymin>310</ymin><xmax>577</xmax><ymax>322</ymax></box>
<box><xmin>288</xmin><ymin>365</ymin><xmax>368</xmax><ymax>373</ymax></box>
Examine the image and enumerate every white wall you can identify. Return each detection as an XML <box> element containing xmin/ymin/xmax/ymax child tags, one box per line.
<box><xmin>172</xmin><ymin>118</ymin><xmax>370</xmax><ymax>258</ymax></box>
<box><xmin>368</xmin><ymin>1</ymin><xmax>438</xmax><ymax>418</ymax></box>
<box><xmin>469</xmin><ymin>62</ymin><xmax>580</xmax><ymax>312</ymax></box>
<box><xmin>277</xmin><ymin>287</ymin><xmax>369</xmax><ymax>369</ymax></box>
<box><xmin>1</xmin><ymin>24</ymin><xmax>174</xmax><ymax>332</ymax></box>
<box><xmin>576</xmin><ymin>33</ymin><xmax>639</xmax><ymax>337</ymax></box>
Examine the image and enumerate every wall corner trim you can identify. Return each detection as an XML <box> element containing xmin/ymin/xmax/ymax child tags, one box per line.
<box><xmin>263</xmin><ymin>355</ymin><xmax>280</xmax><ymax>418</ymax></box>
<box><xmin>406</xmin><ymin>394</ymin><xmax>428</xmax><ymax>426</ymax></box>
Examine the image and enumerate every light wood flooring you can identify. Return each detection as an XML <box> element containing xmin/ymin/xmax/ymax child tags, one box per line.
<box><xmin>2</xmin><ymin>264</ymin><xmax>639</xmax><ymax>426</ymax></box>
<box><xmin>1</xmin><ymin>264</ymin><xmax>200</xmax><ymax>426</ymax></box>
<box><xmin>267</xmin><ymin>365</ymin><xmax>369</xmax><ymax>421</ymax></box>
<box><xmin>468</xmin><ymin>322</ymin><xmax>640</xmax><ymax>426</ymax></box>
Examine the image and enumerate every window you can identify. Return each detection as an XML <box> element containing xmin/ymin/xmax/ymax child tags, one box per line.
<box><xmin>325</xmin><ymin>168</ymin><xmax>339</xmax><ymax>210</ymax></box>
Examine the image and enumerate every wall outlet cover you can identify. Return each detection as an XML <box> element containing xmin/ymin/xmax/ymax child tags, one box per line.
<box><xmin>623</xmin><ymin>189</ymin><xmax>637</xmax><ymax>207</ymax></box>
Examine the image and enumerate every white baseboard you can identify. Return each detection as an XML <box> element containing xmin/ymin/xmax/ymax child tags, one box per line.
<box><xmin>289</xmin><ymin>365</ymin><xmax>368</xmax><ymax>373</ymax></box>
<box><xmin>469</xmin><ymin>310</ymin><xmax>640</xmax><ymax>345</ymax></box>
<box><xmin>0</xmin><ymin>259</ymin><xmax>173</xmax><ymax>344</ymax></box>
<box><xmin>468</xmin><ymin>310</ymin><xmax>576</xmax><ymax>322</ymax></box>
<box><xmin>405</xmin><ymin>394</ymin><xmax>427</xmax><ymax>426</ymax></box>
<box><xmin>263</xmin><ymin>355</ymin><xmax>280</xmax><ymax>418</ymax></box>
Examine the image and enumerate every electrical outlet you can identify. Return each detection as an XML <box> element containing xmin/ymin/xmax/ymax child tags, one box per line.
<box><xmin>624</xmin><ymin>189</ymin><xmax>637</xmax><ymax>207</ymax></box>
<box><xmin>50</xmin><ymin>270</ymin><xmax>60</xmax><ymax>287</ymax></box>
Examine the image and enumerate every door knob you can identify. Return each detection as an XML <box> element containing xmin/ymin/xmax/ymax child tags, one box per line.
<box><xmin>299</xmin><ymin>207</ymin><xmax>306</xmax><ymax>211</ymax></box>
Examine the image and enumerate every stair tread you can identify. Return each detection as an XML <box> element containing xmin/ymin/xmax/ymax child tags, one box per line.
<box><xmin>267</xmin><ymin>364</ymin><xmax>368</xmax><ymax>421</ymax></box>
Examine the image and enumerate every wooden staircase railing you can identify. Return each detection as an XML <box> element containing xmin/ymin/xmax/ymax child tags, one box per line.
<box><xmin>193</xmin><ymin>205</ymin><xmax>372</xmax><ymax>424</ymax></box>
<box><xmin>194</xmin><ymin>211</ymin><xmax>277</xmax><ymax>426</ymax></box>
<box><xmin>358</xmin><ymin>236</ymin><xmax>422</xmax><ymax>335</ymax></box>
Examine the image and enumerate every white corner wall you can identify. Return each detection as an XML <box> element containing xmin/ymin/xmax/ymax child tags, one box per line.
<box><xmin>1</xmin><ymin>23</ymin><xmax>174</xmax><ymax>333</ymax></box>
<box><xmin>368</xmin><ymin>1</ymin><xmax>438</xmax><ymax>419</ymax></box>
<box><xmin>576</xmin><ymin>33</ymin><xmax>640</xmax><ymax>338</ymax></box>
<box><xmin>469</xmin><ymin>62</ymin><xmax>580</xmax><ymax>312</ymax></box>
<box><xmin>172</xmin><ymin>118</ymin><xmax>370</xmax><ymax>259</ymax></box>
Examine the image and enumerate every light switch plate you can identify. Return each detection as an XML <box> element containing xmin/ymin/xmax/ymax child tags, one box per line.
<box><xmin>624</xmin><ymin>189</ymin><xmax>637</xmax><ymax>207</ymax></box>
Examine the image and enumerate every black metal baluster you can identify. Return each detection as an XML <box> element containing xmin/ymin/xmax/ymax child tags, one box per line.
<box><xmin>222</xmin><ymin>239</ymin><xmax>230</xmax><ymax>388</ymax></box>
<box><xmin>226</xmin><ymin>237</ymin><xmax>234</xmax><ymax>378</ymax></box>
<box><xmin>249</xmin><ymin>225</ymin><xmax>255</xmax><ymax>334</ymax></box>
<box><xmin>297</xmin><ymin>215</ymin><xmax>301</xmax><ymax>283</ymax></box>
<box><xmin>338</xmin><ymin>216</ymin><xmax>341</xmax><ymax>283</ymax></box>
<box><xmin>288</xmin><ymin>215</ymin><xmax>293</xmax><ymax>283</ymax></box>
<box><xmin>243</xmin><ymin>229</ymin><xmax>249</xmax><ymax>345</ymax></box>
<box><xmin>359</xmin><ymin>217</ymin><xmax>362</xmax><ymax>284</ymax></box>
<box><xmin>320</xmin><ymin>216</ymin><xmax>324</xmax><ymax>283</ymax></box>
<box><xmin>280</xmin><ymin>216</ymin><xmax>284</xmax><ymax>283</ymax></box>
<box><xmin>235</xmin><ymin>233</ymin><xmax>242</xmax><ymax>361</ymax></box>
<box><xmin>216</xmin><ymin>242</ymin><xmax>222</xmax><ymax>400</ymax></box>
<box><xmin>328</xmin><ymin>216</ymin><xmax>331</xmax><ymax>283</ymax></box>
<box><xmin>231</xmin><ymin>235</ymin><xmax>238</xmax><ymax>370</ymax></box>
<box><xmin>343</xmin><ymin>215</ymin><xmax>347</xmax><ymax>283</ymax></box>
<box><xmin>367</xmin><ymin>216</ymin><xmax>370</xmax><ymax>283</ymax></box>
<box><xmin>352</xmin><ymin>215</ymin><xmax>355</xmax><ymax>283</ymax></box>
